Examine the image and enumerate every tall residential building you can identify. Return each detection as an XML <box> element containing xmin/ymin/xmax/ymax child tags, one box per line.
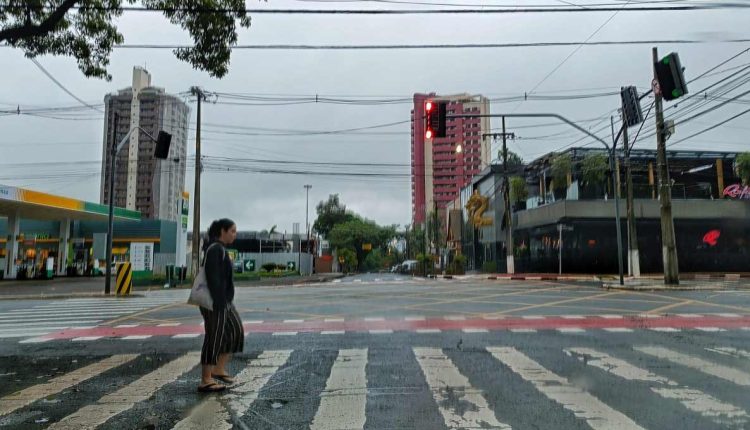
<box><xmin>100</xmin><ymin>67</ymin><xmax>190</xmax><ymax>221</ymax></box>
<box><xmin>411</xmin><ymin>93</ymin><xmax>491</xmax><ymax>225</ymax></box>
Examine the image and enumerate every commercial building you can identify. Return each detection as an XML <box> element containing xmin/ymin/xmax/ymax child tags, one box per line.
<box><xmin>450</xmin><ymin>147</ymin><xmax>750</xmax><ymax>274</ymax></box>
<box><xmin>100</xmin><ymin>66</ymin><xmax>190</xmax><ymax>222</ymax></box>
<box><xmin>411</xmin><ymin>93</ymin><xmax>491</xmax><ymax>225</ymax></box>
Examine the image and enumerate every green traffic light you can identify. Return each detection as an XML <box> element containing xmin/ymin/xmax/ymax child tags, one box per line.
<box><xmin>672</xmin><ymin>89</ymin><xmax>682</xmax><ymax>98</ymax></box>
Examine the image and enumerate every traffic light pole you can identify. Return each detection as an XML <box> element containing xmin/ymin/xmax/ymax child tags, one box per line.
<box><xmin>622</xmin><ymin>107</ymin><xmax>641</xmax><ymax>277</ymax></box>
<box><xmin>653</xmin><ymin>47</ymin><xmax>680</xmax><ymax>285</ymax></box>
<box><xmin>501</xmin><ymin>117</ymin><xmax>515</xmax><ymax>275</ymax></box>
<box><xmin>457</xmin><ymin>113</ymin><xmax>624</xmax><ymax>285</ymax></box>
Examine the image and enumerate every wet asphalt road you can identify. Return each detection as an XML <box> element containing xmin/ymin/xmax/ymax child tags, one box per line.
<box><xmin>1</xmin><ymin>274</ymin><xmax>750</xmax><ymax>429</ymax></box>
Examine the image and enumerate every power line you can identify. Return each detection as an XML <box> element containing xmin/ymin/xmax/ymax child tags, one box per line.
<box><xmin>29</xmin><ymin>58</ymin><xmax>102</xmax><ymax>113</ymax></box>
<box><xmin>31</xmin><ymin>39</ymin><xmax>750</xmax><ymax>50</ymax></box>
<box><xmin>668</xmin><ymin>106</ymin><xmax>750</xmax><ymax>147</ymax></box>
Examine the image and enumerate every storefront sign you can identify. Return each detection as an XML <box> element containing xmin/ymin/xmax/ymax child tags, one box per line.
<box><xmin>723</xmin><ymin>184</ymin><xmax>750</xmax><ymax>200</ymax></box>
<box><xmin>703</xmin><ymin>229</ymin><xmax>721</xmax><ymax>247</ymax></box>
<box><xmin>130</xmin><ymin>242</ymin><xmax>154</xmax><ymax>272</ymax></box>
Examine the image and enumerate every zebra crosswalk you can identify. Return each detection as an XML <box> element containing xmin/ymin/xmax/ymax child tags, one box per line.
<box><xmin>2</xmin><ymin>343</ymin><xmax>750</xmax><ymax>429</ymax></box>
<box><xmin>0</xmin><ymin>295</ymin><xmax>180</xmax><ymax>339</ymax></box>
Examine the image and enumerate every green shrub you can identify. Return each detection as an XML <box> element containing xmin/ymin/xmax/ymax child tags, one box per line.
<box><xmin>261</xmin><ymin>263</ymin><xmax>276</xmax><ymax>272</ymax></box>
<box><xmin>482</xmin><ymin>261</ymin><xmax>497</xmax><ymax>273</ymax></box>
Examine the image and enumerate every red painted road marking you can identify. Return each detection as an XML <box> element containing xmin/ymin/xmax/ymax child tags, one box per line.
<box><xmin>30</xmin><ymin>314</ymin><xmax>750</xmax><ymax>341</ymax></box>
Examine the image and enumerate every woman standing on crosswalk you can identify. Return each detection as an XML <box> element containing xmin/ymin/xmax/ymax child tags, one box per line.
<box><xmin>198</xmin><ymin>218</ymin><xmax>244</xmax><ymax>393</ymax></box>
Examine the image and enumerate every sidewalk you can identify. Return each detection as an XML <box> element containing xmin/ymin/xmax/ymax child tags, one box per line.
<box><xmin>0</xmin><ymin>273</ymin><xmax>346</xmax><ymax>300</ymax></box>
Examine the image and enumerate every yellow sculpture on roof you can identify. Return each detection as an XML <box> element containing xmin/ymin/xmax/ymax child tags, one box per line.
<box><xmin>465</xmin><ymin>190</ymin><xmax>492</xmax><ymax>228</ymax></box>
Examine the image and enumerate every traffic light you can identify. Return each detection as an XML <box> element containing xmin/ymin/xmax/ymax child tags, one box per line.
<box><xmin>655</xmin><ymin>52</ymin><xmax>688</xmax><ymax>101</ymax></box>
<box><xmin>424</xmin><ymin>100</ymin><xmax>447</xmax><ymax>139</ymax></box>
<box><xmin>620</xmin><ymin>86</ymin><xmax>643</xmax><ymax>127</ymax></box>
<box><xmin>153</xmin><ymin>131</ymin><xmax>173</xmax><ymax>159</ymax></box>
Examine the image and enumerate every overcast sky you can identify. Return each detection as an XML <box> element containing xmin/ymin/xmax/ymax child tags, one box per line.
<box><xmin>1</xmin><ymin>0</ymin><xmax>749</xmax><ymax>233</ymax></box>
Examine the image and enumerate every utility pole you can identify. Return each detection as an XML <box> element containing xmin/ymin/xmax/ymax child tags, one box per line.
<box><xmin>622</xmin><ymin>107</ymin><xmax>641</xmax><ymax>277</ymax></box>
<box><xmin>105</xmin><ymin>111</ymin><xmax>117</xmax><ymax>295</ymax></box>
<box><xmin>501</xmin><ymin>117</ymin><xmax>515</xmax><ymax>274</ymax></box>
<box><xmin>190</xmin><ymin>87</ymin><xmax>204</xmax><ymax>277</ymax></box>
<box><xmin>482</xmin><ymin>125</ymin><xmax>516</xmax><ymax>274</ymax></box>
<box><xmin>433</xmin><ymin>199</ymin><xmax>439</xmax><ymax>276</ymax></box>
<box><xmin>653</xmin><ymin>47</ymin><xmax>680</xmax><ymax>285</ymax></box>
<box><xmin>304</xmin><ymin>184</ymin><xmax>312</xmax><ymax>268</ymax></box>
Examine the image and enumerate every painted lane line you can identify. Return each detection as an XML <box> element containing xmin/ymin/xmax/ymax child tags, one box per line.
<box><xmin>405</xmin><ymin>316</ymin><xmax>426</xmax><ymax>321</ymax></box>
<box><xmin>510</xmin><ymin>329</ymin><xmax>537</xmax><ymax>333</ymax></box>
<box><xmin>634</xmin><ymin>346</ymin><xmax>750</xmax><ymax>387</ymax></box>
<box><xmin>283</xmin><ymin>319</ymin><xmax>304</xmax><ymax>324</ymax></box>
<box><xmin>561</xmin><ymin>315</ymin><xmax>585</xmax><ymax>319</ymax></box>
<box><xmin>18</xmin><ymin>337</ymin><xmax>52</xmax><ymax>344</ymax></box>
<box><xmin>639</xmin><ymin>314</ymin><xmax>662</xmax><ymax>319</ymax></box>
<box><xmin>310</xmin><ymin>349</ymin><xmax>368</xmax><ymax>430</ymax></box>
<box><xmin>650</xmin><ymin>327</ymin><xmax>681</xmax><ymax>332</ymax></box>
<box><xmin>173</xmin><ymin>350</ymin><xmax>292</xmax><ymax>430</ymax></box>
<box><xmin>599</xmin><ymin>315</ymin><xmax>623</xmax><ymax>319</ymax></box>
<box><xmin>369</xmin><ymin>330</ymin><xmax>394</xmax><ymax>334</ymax></box>
<box><xmin>677</xmin><ymin>314</ymin><xmax>704</xmax><ymax>318</ymax></box>
<box><xmin>481</xmin><ymin>316</ymin><xmax>505</xmax><ymax>320</ymax></box>
<box><xmin>603</xmin><ymin>328</ymin><xmax>634</xmax><ymax>333</ymax></box>
<box><xmin>567</xmin><ymin>348</ymin><xmax>749</xmax><ymax>427</ymax></box>
<box><xmin>445</xmin><ymin>316</ymin><xmax>467</xmax><ymax>321</ymax></box>
<box><xmin>462</xmin><ymin>328</ymin><xmax>489</xmax><ymax>333</ymax></box>
<box><xmin>717</xmin><ymin>313</ymin><xmax>742</xmax><ymax>318</ymax></box>
<box><xmin>365</xmin><ymin>317</ymin><xmax>385</xmax><ymax>322</ymax></box>
<box><xmin>488</xmin><ymin>347</ymin><xmax>644</xmax><ymax>430</ymax></box>
<box><xmin>695</xmin><ymin>327</ymin><xmax>726</xmax><ymax>332</ymax></box>
<box><xmin>557</xmin><ymin>328</ymin><xmax>586</xmax><ymax>334</ymax></box>
<box><xmin>172</xmin><ymin>333</ymin><xmax>201</xmax><ymax>339</ymax></box>
<box><xmin>121</xmin><ymin>335</ymin><xmax>152</xmax><ymax>340</ymax></box>
<box><xmin>324</xmin><ymin>318</ymin><xmax>345</xmax><ymax>323</ymax></box>
<box><xmin>156</xmin><ymin>323</ymin><xmax>181</xmax><ymax>327</ymax></box>
<box><xmin>246</xmin><ymin>320</ymin><xmax>263</xmax><ymax>324</ymax></box>
<box><xmin>0</xmin><ymin>354</ymin><xmax>138</xmax><ymax>417</ymax></box>
<box><xmin>416</xmin><ymin>329</ymin><xmax>441</xmax><ymax>334</ymax></box>
<box><xmin>522</xmin><ymin>316</ymin><xmax>545</xmax><ymax>320</ymax></box>
<box><xmin>272</xmin><ymin>332</ymin><xmax>298</xmax><ymax>336</ymax></box>
<box><xmin>0</xmin><ymin>316</ymin><xmax>104</xmax><ymax>324</ymax></box>
<box><xmin>72</xmin><ymin>336</ymin><xmax>103</xmax><ymax>342</ymax></box>
<box><xmin>321</xmin><ymin>331</ymin><xmax>346</xmax><ymax>335</ymax></box>
<box><xmin>2</xmin><ymin>331</ymin><xmax>65</xmax><ymax>339</ymax></box>
<box><xmin>48</xmin><ymin>352</ymin><xmax>200</xmax><ymax>430</ymax></box>
<box><xmin>115</xmin><ymin>324</ymin><xmax>140</xmax><ymax>328</ymax></box>
<box><xmin>706</xmin><ymin>347</ymin><xmax>750</xmax><ymax>359</ymax></box>
<box><xmin>414</xmin><ymin>348</ymin><xmax>511</xmax><ymax>429</ymax></box>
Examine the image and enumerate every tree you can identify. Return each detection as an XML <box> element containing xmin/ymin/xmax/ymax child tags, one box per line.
<box><xmin>581</xmin><ymin>153</ymin><xmax>608</xmax><ymax>186</ymax></box>
<box><xmin>735</xmin><ymin>152</ymin><xmax>750</xmax><ymax>185</ymax></box>
<box><xmin>313</xmin><ymin>194</ymin><xmax>355</xmax><ymax>238</ymax></box>
<box><xmin>404</xmin><ymin>224</ymin><xmax>425</xmax><ymax>260</ymax></box>
<box><xmin>497</xmin><ymin>150</ymin><xmax>524</xmax><ymax>169</ymax></box>
<box><xmin>551</xmin><ymin>154</ymin><xmax>572</xmax><ymax>191</ymax></box>
<box><xmin>328</xmin><ymin>217</ymin><xmax>395</xmax><ymax>272</ymax></box>
<box><xmin>509</xmin><ymin>176</ymin><xmax>528</xmax><ymax>204</ymax></box>
<box><xmin>0</xmin><ymin>0</ymin><xmax>257</xmax><ymax>80</ymax></box>
<box><xmin>336</xmin><ymin>248</ymin><xmax>357</xmax><ymax>273</ymax></box>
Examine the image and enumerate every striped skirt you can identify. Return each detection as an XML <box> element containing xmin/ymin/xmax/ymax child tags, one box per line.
<box><xmin>199</xmin><ymin>303</ymin><xmax>244</xmax><ymax>365</ymax></box>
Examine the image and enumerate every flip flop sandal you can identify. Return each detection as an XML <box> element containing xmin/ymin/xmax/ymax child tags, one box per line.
<box><xmin>212</xmin><ymin>374</ymin><xmax>236</xmax><ymax>384</ymax></box>
<box><xmin>197</xmin><ymin>383</ymin><xmax>226</xmax><ymax>393</ymax></box>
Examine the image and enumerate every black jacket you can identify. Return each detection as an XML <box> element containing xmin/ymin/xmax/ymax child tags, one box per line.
<box><xmin>204</xmin><ymin>242</ymin><xmax>235</xmax><ymax>309</ymax></box>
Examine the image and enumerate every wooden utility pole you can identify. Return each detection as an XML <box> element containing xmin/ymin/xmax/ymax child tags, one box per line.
<box><xmin>190</xmin><ymin>87</ymin><xmax>205</xmax><ymax>277</ymax></box>
<box><xmin>653</xmin><ymin>47</ymin><xmax>680</xmax><ymax>285</ymax></box>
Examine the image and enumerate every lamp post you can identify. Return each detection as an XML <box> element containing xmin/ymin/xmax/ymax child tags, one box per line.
<box><xmin>104</xmin><ymin>115</ymin><xmax>171</xmax><ymax>295</ymax></box>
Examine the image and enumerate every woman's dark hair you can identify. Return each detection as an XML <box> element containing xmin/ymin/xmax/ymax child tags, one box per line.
<box><xmin>208</xmin><ymin>218</ymin><xmax>236</xmax><ymax>241</ymax></box>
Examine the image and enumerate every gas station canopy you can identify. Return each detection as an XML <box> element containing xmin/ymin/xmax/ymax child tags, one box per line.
<box><xmin>0</xmin><ymin>184</ymin><xmax>141</xmax><ymax>221</ymax></box>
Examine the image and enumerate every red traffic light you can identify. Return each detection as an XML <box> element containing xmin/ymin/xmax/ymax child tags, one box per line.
<box><xmin>425</xmin><ymin>129</ymin><xmax>433</xmax><ymax>139</ymax></box>
<box><xmin>425</xmin><ymin>101</ymin><xmax>433</xmax><ymax>112</ymax></box>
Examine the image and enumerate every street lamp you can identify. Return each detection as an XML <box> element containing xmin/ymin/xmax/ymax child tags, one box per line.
<box><xmin>104</xmin><ymin>115</ymin><xmax>172</xmax><ymax>295</ymax></box>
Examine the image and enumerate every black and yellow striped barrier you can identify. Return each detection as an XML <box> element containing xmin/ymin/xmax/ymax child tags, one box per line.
<box><xmin>116</xmin><ymin>262</ymin><xmax>133</xmax><ymax>296</ymax></box>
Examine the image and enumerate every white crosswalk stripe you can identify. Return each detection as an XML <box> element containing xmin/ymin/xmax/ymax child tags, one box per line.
<box><xmin>310</xmin><ymin>349</ymin><xmax>369</xmax><ymax>430</ymax></box>
<box><xmin>2</xmin><ymin>295</ymin><xmax>180</xmax><ymax>340</ymax></box>
<box><xmin>173</xmin><ymin>350</ymin><xmax>292</xmax><ymax>430</ymax></box>
<box><xmin>634</xmin><ymin>346</ymin><xmax>750</xmax><ymax>386</ymax></box>
<box><xmin>488</xmin><ymin>346</ymin><xmax>645</xmax><ymax>430</ymax></box>
<box><xmin>567</xmin><ymin>347</ymin><xmax>750</xmax><ymax>427</ymax></box>
<box><xmin>414</xmin><ymin>347</ymin><xmax>512</xmax><ymax>429</ymax></box>
<box><xmin>48</xmin><ymin>352</ymin><xmax>200</xmax><ymax>429</ymax></box>
<box><xmin>0</xmin><ymin>354</ymin><xmax>138</xmax><ymax>417</ymax></box>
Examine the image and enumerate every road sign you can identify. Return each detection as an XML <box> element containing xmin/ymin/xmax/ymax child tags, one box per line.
<box><xmin>244</xmin><ymin>259</ymin><xmax>256</xmax><ymax>272</ymax></box>
<box><xmin>116</xmin><ymin>262</ymin><xmax>133</xmax><ymax>296</ymax></box>
<box><xmin>362</xmin><ymin>243</ymin><xmax>372</xmax><ymax>251</ymax></box>
<box><xmin>130</xmin><ymin>242</ymin><xmax>154</xmax><ymax>272</ymax></box>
